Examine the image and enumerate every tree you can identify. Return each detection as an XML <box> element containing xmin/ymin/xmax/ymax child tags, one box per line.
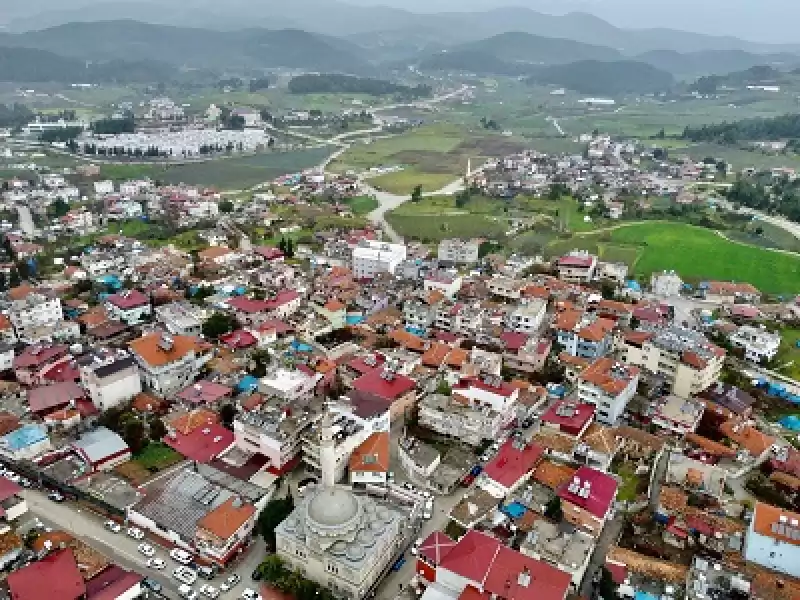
<box><xmin>148</xmin><ymin>417</ymin><xmax>167</xmax><ymax>442</ymax></box>
<box><xmin>51</xmin><ymin>198</ymin><xmax>70</xmax><ymax>219</ymax></box>
<box><xmin>435</xmin><ymin>379</ymin><xmax>452</xmax><ymax>395</ymax></box>
<box><xmin>0</xmin><ymin>271</ymin><xmax>7</xmax><ymax>292</ymax></box>
<box><xmin>9</xmin><ymin>268</ymin><xmax>20</xmax><ymax>288</ymax></box>
<box><xmin>600</xmin><ymin>280</ymin><xmax>616</xmax><ymax>300</ymax></box>
<box><xmin>284</xmin><ymin>237</ymin><xmax>295</xmax><ymax>259</ymax></box>
<box><xmin>411</xmin><ymin>185</ymin><xmax>423</xmax><ymax>203</ymax></box>
<box><xmin>218</xmin><ymin>200</ymin><xmax>234</xmax><ymax>213</ymax></box>
<box><xmin>121</xmin><ymin>415</ymin><xmax>146</xmax><ymax>454</ymax></box>
<box><xmin>15</xmin><ymin>261</ymin><xmax>30</xmax><ymax>281</ymax></box>
<box><xmin>249</xmin><ymin>349</ymin><xmax>271</xmax><ymax>378</ymax></box>
<box><xmin>220</xmin><ymin>404</ymin><xmax>237</xmax><ymax>429</ymax></box>
<box><xmin>544</xmin><ymin>496</ymin><xmax>563</xmax><ymax>520</ymax></box>
<box><xmin>202</xmin><ymin>312</ymin><xmax>239</xmax><ymax>339</ymax></box>
<box><xmin>258</xmin><ymin>496</ymin><xmax>295</xmax><ymax>550</ymax></box>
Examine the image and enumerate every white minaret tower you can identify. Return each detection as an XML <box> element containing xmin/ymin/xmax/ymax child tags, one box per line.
<box><xmin>466</xmin><ymin>157</ymin><xmax>471</xmax><ymax>179</ymax></box>
<box><xmin>320</xmin><ymin>406</ymin><xmax>336</xmax><ymax>488</ymax></box>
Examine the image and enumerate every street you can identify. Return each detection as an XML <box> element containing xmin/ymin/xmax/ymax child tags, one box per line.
<box><xmin>21</xmin><ymin>488</ymin><xmax>266</xmax><ymax>600</ymax></box>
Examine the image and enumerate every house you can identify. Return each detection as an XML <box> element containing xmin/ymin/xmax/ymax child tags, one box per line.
<box><xmin>665</xmin><ymin>452</ymin><xmax>727</xmax><ymax>500</ymax></box>
<box><xmin>703</xmin><ymin>281</ymin><xmax>762</xmax><ymax>304</ymax></box>
<box><xmin>78</xmin><ymin>349</ymin><xmax>141</xmax><ymax>412</ymax></box>
<box><xmin>519</xmin><ymin>516</ymin><xmax>595</xmax><ymax>590</ymax></box>
<box><xmin>650</xmin><ymin>271</ymin><xmax>683</xmax><ymax>298</ymax></box>
<box><xmin>8</xmin><ymin>286</ymin><xmax>65</xmax><ymax>344</ymax></box>
<box><xmin>729</xmin><ymin>325</ymin><xmax>781</xmax><ymax>363</ymax></box>
<box><xmin>0</xmin><ymin>477</ymin><xmax>28</xmax><ymax>530</ymax></box>
<box><xmin>129</xmin><ymin>332</ymin><xmax>212</xmax><ymax>397</ymax></box>
<box><xmin>195</xmin><ymin>496</ymin><xmax>257</xmax><ymax>566</ymax></box>
<box><xmin>577</xmin><ymin>358</ymin><xmax>640</xmax><ymax>425</ymax></box>
<box><xmin>349</xmin><ymin>431</ymin><xmax>390</xmax><ymax>486</ymax></box>
<box><xmin>70</xmin><ymin>427</ymin><xmax>131</xmax><ymax>472</ymax></box>
<box><xmin>198</xmin><ymin>246</ymin><xmax>239</xmax><ymax>265</ymax></box>
<box><xmin>7</xmin><ymin>549</ymin><xmax>86</xmax><ymax>600</ymax></box>
<box><xmin>260</xmin><ymin>368</ymin><xmax>320</xmax><ymax>401</ymax></box>
<box><xmin>502</xmin><ymin>336</ymin><xmax>551</xmax><ymax>374</ymax></box>
<box><xmin>27</xmin><ymin>381</ymin><xmax>86</xmax><ymax>418</ymax></box>
<box><xmin>424</xmin><ymin>272</ymin><xmax>463</xmax><ymax>299</ymax></box>
<box><xmin>744</xmin><ymin>502</ymin><xmax>800</xmax><ymax>577</ymax></box>
<box><xmin>540</xmin><ymin>400</ymin><xmax>595</xmax><ymax>437</ymax></box>
<box><xmin>505</xmin><ymin>299</ymin><xmax>547</xmax><ymax>334</ymax></box>
<box><xmin>226</xmin><ymin>291</ymin><xmax>301</xmax><ymax>325</ymax></box>
<box><xmin>351</xmin><ymin>368</ymin><xmax>417</xmax><ymax>421</ymax></box>
<box><xmin>556</xmin><ymin>251</ymin><xmax>597</xmax><ymax>283</ymax></box>
<box><xmin>650</xmin><ymin>395</ymin><xmax>705</xmax><ymax>435</ymax></box>
<box><xmin>154</xmin><ymin>302</ymin><xmax>203</xmax><ymax>336</ymax></box>
<box><xmin>555</xmin><ymin>311</ymin><xmax>615</xmax><ymax>360</ymax></box>
<box><xmin>556</xmin><ymin>466</ymin><xmax>617</xmax><ymax>538</ymax></box>
<box><xmin>314</xmin><ymin>298</ymin><xmax>347</xmax><ymax>330</ymax></box>
<box><xmin>351</xmin><ymin>240</ymin><xmax>407</xmax><ymax>279</ymax></box>
<box><xmin>0</xmin><ymin>424</ymin><xmax>51</xmax><ymax>461</ymax></box>
<box><xmin>176</xmin><ymin>380</ymin><xmax>233</xmax><ymax>408</ymax></box>
<box><xmin>164</xmin><ymin>409</ymin><xmax>234</xmax><ymax>463</ymax></box>
<box><xmin>104</xmin><ymin>289</ymin><xmax>152</xmax><ymax>326</ymax></box>
<box><xmin>432</xmin><ymin>529</ymin><xmax>571</xmax><ymax>600</ymax></box>
<box><xmin>478</xmin><ymin>438</ymin><xmax>544</xmax><ymax>498</ymax></box>
<box><xmin>487</xmin><ymin>276</ymin><xmax>527</xmax><ymax>301</ymax></box>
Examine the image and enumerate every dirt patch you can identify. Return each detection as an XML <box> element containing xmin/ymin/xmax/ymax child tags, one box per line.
<box><xmin>114</xmin><ymin>460</ymin><xmax>151</xmax><ymax>486</ymax></box>
<box><xmin>390</xmin><ymin>150</ymin><xmax>462</xmax><ymax>174</ymax></box>
<box><xmin>456</xmin><ymin>137</ymin><xmax>529</xmax><ymax>157</ymax></box>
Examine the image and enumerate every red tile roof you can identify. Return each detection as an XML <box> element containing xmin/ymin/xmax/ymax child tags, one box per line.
<box><xmin>163</xmin><ymin>423</ymin><xmax>233</xmax><ymax>463</ymax></box>
<box><xmin>454</xmin><ymin>376</ymin><xmax>516</xmax><ymax>398</ymax></box>
<box><xmin>8</xmin><ymin>549</ymin><xmax>86</xmax><ymax>600</ymax></box>
<box><xmin>349</xmin><ymin>432</ymin><xmax>390</xmax><ymax>473</ymax></box>
<box><xmin>500</xmin><ymin>331</ymin><xmax>529</xmax><ymax>352</ymax></box>
<box><xmin>105</xmin><ymin>289</ymin><xmax>149</xmax><ymax>309</ymax></box>
<box><xmin>176</xmin><ymin>380</ymin><xmax>233</xmax><ymax>405</ymax></box>
<box><xmin>439</xmin><ymin>529</ymin><xmax>501</xmax><ymax>583</ymax></box>
<box><xmin>352</xmin><ymin>369</ymin><xmax>416</xmax><ymax>400</ymax></box>
<box><xmin>347</xmin><ymin>353</ymin><xmax>386</xmax><ymax>375</ymax></box>
<box><xmin>483</xmin><ymin>545</ymin><xmax>571</xmax><ymax>600</ymax></box>
<box><xmin>558</xmin><ymin>255</ymin><xmax>595</xmax><ymax>267</ymax></box>
<box><xmin>219</xmin><ymin>330</ymin><xmax>258</xmax><ymax>349</ymax></box>
<box><xmin>752</xmin><ymin>502</ymin><xmax>800</xmax><ymax>546</ymax></box>
<box><xmin>14</xmin><ymin>345</ymin><xmax>69</xmax><ymax>369</ymax></box>
<box><xmin>579</xmin><ymin>357</ymin><xmax>639</xmax><ymax>396</ymax></box>
<box><xmin>557</xmin><ymin>466</ymin><xmax>618</xmax><ymax>519</ymax></box>
<box><xmin>418</xmin><ymin>531</ymin><xmax>456</xmax><ymax>566</ymax></box>
<box><xmin>27</xmin><ymin>381</ymin><xmax>86</xmax><ymax>414</ymax></box>
<box><xmin>227</xmin><ymin>296</ymin><xmax>271</xmax><ymax>314</ymax></box>
<box><xmin>540</xmin><ymin>400</ymin><xmax>595</xmax><ymax>436</ymax></box>
<box><xmin>483</xmin><ymin>440</ymin><xmax>544</xmax><ymax>489</ymax></box>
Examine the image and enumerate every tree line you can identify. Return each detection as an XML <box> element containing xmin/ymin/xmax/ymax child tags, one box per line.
<box><xmin>288</xmin><ymin>74</ymin><xmax>432</xmax><ymax>99</ymax></box>
<box><xmin>682</xmin><ymin>113</ymin><xmax>800</xmax><ymax>144</ymax></box>
<box><xmin>725</xmin><ymin>173</ymin><xmax>800</xmax><ymax>223</ymax></box>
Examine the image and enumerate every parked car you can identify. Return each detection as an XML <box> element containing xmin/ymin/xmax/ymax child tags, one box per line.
<box><xmin>410</xmin><ymin>538</ymin><xmax>423</xmax><ymax>556</ymax></box>
<box><xmin>143</xmin><ymin>577</ymin><xmax>162</xmax><ymax>592</ymax></box>
<box><xmin>171</xmin><ymin>548</ymin><xmax>193</xmax><ymax>565</ymax></box>
<box><xmin>174</xmin><ymin>566</ymin><xmax>198</xmax><ymax>585</ymax></box>
<box><xmin>179</xmin><ymin>584</ymin><xmax>199</xmax><ymax>600</ymax></box>
<box><xmin>251</xmin><ymin>566</ymin><xmax>264</xmax><ymax>581</ymax></box>
<box><xmin>220</xmin><ymin>574</ymin><xmax>241</xmax><ymax>591</ymax></box>
<box><xmin>127</xmin><ymin>527</ymin><xmax>144</xmax><ymax>540</ymax></box>
<box><xmin>47</xmin><ymin>492</ymin><xmax>65</xmax><ymax>502</ymax></box>
<box><xmin>241</xmin><ymin>589</ymin><xmax>262</xmax><ymax>600</ymax></box>
<box><xmin>104</xmin><ymin>520</ymin><xmax>121</xmax><ymax>533</ymax></box>
<box><xmin>197</xmin><ymin>565</ymin><xmax>216</xmax><ymax>580</ymax></box>
<box><xmin>200</xmin><ymin>584</ymin><xmax>220</xmax><ymax>599</ymax></box>
<box><xmin>138</xmin><ymin>543</ymin><xmax>156</xmax><ymax>557</ymax></box>
<box><xmin>147</xmin><ymin>558</ymin><xmax>166</xmax><ymax>570</ymax></box>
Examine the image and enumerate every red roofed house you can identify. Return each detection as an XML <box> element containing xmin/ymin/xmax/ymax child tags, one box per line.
<box><xmin>557</xmin><ymin>252</ymin><xmax>597</xmax><ymax>283</ymax></box>
<box><xmin>227</xmin><ymin>290</ymin><xmax>301</xmax><ymax>326</ymax></box>
<box><xmin>479</xmin><ymin>439</ymin><xmax>544</xmax><ymax>499</ymax></box>
<box><xmin>176</xmin><ymin>380</ymin><xmax>233</xmax><ymax>408</ymax></box>
<box><xmin>577</xmin><ymin>357</ymin><xmax>640</xmax><ymax>425</ymax></box>
<box><xmin>254</xmin><ymin>246</ymin><xmax>285</xmax><ymax>262</ymax></box>
<box><xmin>163</xmin><ymin>409</ymin><xmax>234</xmax><ymax>463</ymax></box>
<box><xmin>14</xmin><ymin>344</ymin><xmax>70</xmax><ymax>386</ymax></box>
<box><xmin>540</xmin><ymin>400</ymin><xmax>595</xmax><ymax>437</ymax></box>
<box><xmin>104</xmin><ymin>289</ymin><xmax>152</xmax><ymax>325</ymax></box>
<box><xmin>557</xmin><ymin>466</ymin><xmax>618</xmax><ymax>538</ymax></box>
<box><xmin>27</xmin><ymin>381</ymin><xmax>86</xmax><ymax>418</ymax></box>
<box><xmin>435</xmin><ymin>530</ymin><xmax>571</xmax><ymax>600</ymax></box>
<box><xmin>416</xmin><ymin>531</ymin><xmax>457</xmax><ymax>583</ymax></box>
<box><xmin>219</xmin><ymin>329</ymin><xmax>259</xmax><ymax>350</ymax></box>
<box><xmin>8</xmin><ymin>549</ymin><xmax>86</xmax><ymax>600</ymax></box>
<box><xmin>352</xmin><ymin>368</ymin><xmax>417</xmax><ymax>421</ymax></box>
<box><xmin>0</xmin><ymin>477</ymin><xmax>27</xmax><ymax>529</ymax></box>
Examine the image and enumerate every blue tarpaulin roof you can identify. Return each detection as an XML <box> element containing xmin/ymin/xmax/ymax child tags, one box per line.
<box><xmin>635</xmin><ymin>592</ymin><xmax>659</xmax><ymax>600</ymax></box>
<box><xmin>501</xmin><ymin>502</ymin><xmax>526</xmax><ymax>519</ymax></box>
<box><xmin>237</xmin><ymin>375</ymin><xmax>259</xmax><ymax>392</ymax></box>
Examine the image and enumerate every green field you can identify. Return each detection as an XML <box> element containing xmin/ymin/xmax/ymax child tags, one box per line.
<box><xmin>343</xmin><ymin>195</ymin><xmax>379</xmax><ymax>215</ymax></box>
<box><xmin>603</xmin><ymin>222</ymin><xmax>800</xmax><ymax>294</ymax></box>
<box><xmin>386</xmin><ymin>213</ymin><xmax>507</xmax><ymax>242</ymax></box>
<box><xmin>97</xmin><ymin>148</ymin><xmax>332</xmax><ymax>189</ymax></box>
<box><xmin>370</xmin><ymin>171</ymin><xmax>457</xmax><ymax>195</ymax></box>
<box><xmin>775</xmin><ymin>328</ymin><xmax>800</xmax><ymax>381</ymax></box>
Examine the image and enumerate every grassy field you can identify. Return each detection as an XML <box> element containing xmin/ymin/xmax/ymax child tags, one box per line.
<box><xmin>604</xmin><ymin>222</ymin><xmax>800</xmax><ymax>294</ymax></box>
<box><xmin>775</xmin><ymin>327</ymin><xmax>800</xmax><ymax>381</ymax></box>
<box><xmin>96</xmin><ymin>147</ymin><xmax>332</xmax><ymax>189</ymax></box>
<box><xmin>343</xmin><ymin>195</ymin><xmax>379</xmax><ymax>215</ymax></box>
<box><xmin>329</xmin><ymin>123</ymin><xmax>527</xmax><ymax>194</ymax></box>
<box><xmin>387</xmin><ymin>213</ymin><xmax>507</xmax><ymax>242</ymax></box>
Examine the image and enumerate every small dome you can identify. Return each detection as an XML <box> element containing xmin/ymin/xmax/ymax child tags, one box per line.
<box><xmin>306</xmin><ymin>486</ymin><xmax>361</xmax><ymax>529</ymax></box>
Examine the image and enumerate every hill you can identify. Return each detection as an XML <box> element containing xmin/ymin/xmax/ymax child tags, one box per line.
<box><xmin>529</xmin><ymin>60</ymin><xmax>675</xmax><ymax>95</ymax></box>
<box><xmin>416</xmin><ymin>50</ymin><xmax>528</xmax><ymax>76</ymax></box>
<box><xmin>636</xmin><ymin>49</ymin><xmax>800</xmax><ymax>79</ymax></box>
<box><xmin>455</xmin><ymin>31</ymin><xmax>622</xmax><ymax>65</ymax></box>
<box><xmin>0</xmin><ymin>45</ymin><xmax>175</xmax><ymax>83</ymax></box>
<box><xmin>682</xmin><ymin>113</ymin><xmax>800</xmax><ymax>144</ymax></box>
<box><xmin>690</xmin><ymin>65</ymin><xmax>788</xmax><ymax>94</ymax></box>
<box><xmin>288</xmin><ymin>74</ymin><xmax>431</xmax><ymax>99</ymax></box>
<box><xmin>0</xmin><ymin>20</ymin><xmax>372</xmax><ymax>73</ymax></box>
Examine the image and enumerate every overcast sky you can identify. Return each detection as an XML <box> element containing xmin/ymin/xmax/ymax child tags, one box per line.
<box><xmin>345</xmin><ymin>0</ymin><xmax>800</xmax><ymax>43</ymax></box>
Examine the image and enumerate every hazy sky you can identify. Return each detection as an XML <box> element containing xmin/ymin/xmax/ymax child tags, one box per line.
<box><xmin>345</xmin><ymin>0</ymin><xmax>800</xmax><ymax>44</ymax></box>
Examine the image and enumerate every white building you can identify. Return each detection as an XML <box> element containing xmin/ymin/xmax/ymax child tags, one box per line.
<box><xmin>105</xmin><ymin>289</ymin><xmax>152</xmax><ymax>326</ymax></box>
<box><xmin>155</xmin><ymin>302</ymin><xmax>204</xmax><ymax>336</ymax></box>
<box><xmin>744</xmin><ymin>503</ymin><xmax>800</xmax><ymax>577</ymax></box>
<box><xmin>650</xmin><ymin>271</ymin><xmax>683</xmax><ymax>298</ymax></box>
<box><xmin>129</xmin><ymin>332</ymin><xmax>211</xmax><ymax>397</ymax></box>
<box><xmin>351</xmin><ymin>240</ymin><xmax>407</xmax><ymax>279</ymax></box>
<box><xmin>505</xmin><ymin>298</ymin><xmax>547</xmax><ymax>334</ymax></box>
<box><xmin>577</xmin><ymin>358</ymin><xmax>640</xmax><ymax>425</ymax></box>
<box><xmin>437</xmin><ymin>238</ymin><xmax>481</xmax><ymax>265</ymax></box>
<box><xmin>423</xmin><ymin>272</ymin><xmax>462</xmax><ymax>299</ymax></box>
<box><xmin>556</xmin><ymin>252</ymin><xmax>598</xmax><ymax>284</ymax></box>
<box><xmin>79</xmin><ymin>349</ymin><xmax>142</xmax><ymax>412</ymax></box>
<box><xmin>259</xmin><ymin>369</ymin><xmax>321</xmax><ymax>402</ymax></box>
<box><xmin>8</xmin><ymin>289</ymin><xmax>64</xmax><ymax>343</ymax></box>
<box><xmin>349</xmin><ymin>432</ymin><xmax>389</xmax><ymax>487</ymax></box>
<box><xmin>729</xmin><ymin>325</ymin><xmax>781</xmax><ymax>363</ymax></box>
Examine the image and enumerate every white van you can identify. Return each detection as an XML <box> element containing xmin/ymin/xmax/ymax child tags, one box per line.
<box><xmin>171</xmin><ymin>548</ymin><xmax>193</xmax><ymax>565</ymax></box>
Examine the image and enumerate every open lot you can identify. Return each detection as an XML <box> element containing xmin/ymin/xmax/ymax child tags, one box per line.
<box><xmin>775</xmin><ymin>327</ymin><xmax>800</xmax><ymax>381</ymax></box>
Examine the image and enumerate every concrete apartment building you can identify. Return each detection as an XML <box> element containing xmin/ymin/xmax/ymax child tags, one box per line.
<box><xmin>729</xmin><ymin>325</ymin><xmax>781</xmax><ymax>363</ymax></box>
<box><xmin>504</xmin><ymin>298</ymin><xmax>547</xmax><ymax>334</ymax></box>
<box><xmin>577</xmin><ymin>358</ymin><xmax>640</xmax><ymax>426</ymax></box>
<box><xmin>621</xmin><ymin>326</ymin><xmax>725</xmax><ymax>398</ymax></box>
<box><xmin>8</xmin><ymin>287</ymin><xmax>64</xmax><ymax>344</ymax></box>
<box><xmin>437</xmin><ymin>238</ymin><xmax>481</xmax><ymax>265</ymax></box>
<box><xmin>104</xmin><ymin>290</ymin><xmax>152</xmax><ymax>326</ymax></box>
<box><xmin>78</xmin><ymin>349</ymin><xmax>142</xmax><ymax>412</ymax></box>
<box><xmin>556</xmin><ymin>252</ymin><xmax>598</xmax><ymax>283</ymax></box>
<box><xmin>129</xmin><ymin>332</ymin><xmax>211</xmax><ymax>397</ymax></box>
<box><xmin>351</xmin><ymin>240</ymin><xmax>407</xmax><ymax>279</ymax></box>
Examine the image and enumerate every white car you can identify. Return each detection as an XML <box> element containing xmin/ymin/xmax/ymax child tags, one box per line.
<box><xmin>127</xmin><ymin>527</ymin><xmax>145</xmax><ymax>540</ymax></box>
<box><xmin>138</xmin><ymin>543</ymin><xmax>156</xmax><ymax>557</ymax></box>
<box><xmin>174</xmin><ymin>566</ymin><xmax>198</xmax><ymax>585</ymax></box>
<box><xmin>422</xmin><ymin>511</ymin><xmax>432</xmax><ymax>520</ymax></box>
<box><xmin>104</xmin><ymin>520</ymin><xmax>122</xmax><ymax>533</ymax></box>
<box><xmin>200</xmin><ymin>584</ymin><xmax>220</xmax><ymax>599</ymax></box>
<box><xmin>411</xmin><ymin>537</ymin><xmax>423</xmax><ymax>556</ymax></box>
<box><xmin>147</xmin><ymin>558</ymin><xmax>166</xmax><ymax>570</ymax></box>
<box><xmin>241</xmin><ymin>590</ymin><xmax>263</xmax><ymax>600</ymax></box>
<box><xmin>179</xmin><ymin>584</ymin><xmax>199</xmax><ymax>600</ymax></box>
<box><xmin>171</xmin><ymin>548</ymin><xmax>193</xmax><ymax>565</ymax></box>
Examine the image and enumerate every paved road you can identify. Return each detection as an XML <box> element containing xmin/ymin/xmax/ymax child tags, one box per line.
<box><xmin>578</xmin><ymin>515</ymin><xmax>623</xmax><ymax>598</ymax></box>
<box><xmin>739</xmin><ymin>207</ymin><xmax>800</xmax><ymax>239</ymax></box>
<box><xmin>22</xmin><ymin>488</ymin><xmax>265</xmax><ymax>600</ymax></box>
<box><xmin>16</xmin><ymin>204</ymin><xmax>35</xmax><ymax>237</ymax></box>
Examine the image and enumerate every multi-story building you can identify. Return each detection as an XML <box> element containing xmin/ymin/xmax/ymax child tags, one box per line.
<box><xmin>650</xmin><ymin>271</ymin><xmax>683</xmax><ymax>298</ymax></box>
<box><xmin>8</xmin><ymin>287</ymin><xmax>64</xmax><ymax>343</ymax></box>
<box><xmin>226</xmin><ymin>291</ymin><xmax>301</xmax><ymax>326</ymax></box>
<box><xmin>744</xmin><ymin>502</ymin><xmax>800</xmax><ymax>577</ymax></box>
<box><xmin>621</xmin><ymin>326</ymin><xmax>725</xmax><ymax>398</ymax></box>
<box><xmin>105</xmin><ymin>289</ymin><xmax>152</xmax><ymax>326</ymax></box>
<box><xmin>349</xmin><ymin>432</ymin><xmax>390</xmax><ymax>487</ymax></box>
<box><xmin>154</xmin><ymin>302</ymin><xmax>204</xmax><ymax>336</ymax></box>
<box><xmin>434</xmin><ymin>301</ymin><xmax>483</xmax><ymax>334</ymax></box>
<box><xmin>78</xmin><ymin>349</ymin><xmax>142</xmax><ymax>412</ymax></box>
<box><xmin>351</xmin><ymin>240</ymin><xmax>407</xmax><ymax>279</ymax></box>
<box><xmin>423</xmin><ymin>272</ymin><xmax>462</xmax><ymax>298</ymax></box>
<box><xmin>487</xmin><ymin>276</ymin><xmax>527</xmax><ymax>301</ymax></box>
<box><xmin>502</xmin><ymin>336</ymin><xmax>551</xmax><ymax>374</ymax></box>
<box><xmin>129</xmin><ymin>332</ymin><xmax>212</xmax><ymax>397</ymax></box>
<box><xmin>504</xmin><ymin>298</ymin><xmax>547</xmax><ymax>334</ymax></box>
<box><xmin>259</xmin><ymin>368</ymin><xmax>320</xmax><ymax>402</ymax></box>
<box><xmin>556</xmin><ymin>466</ymin><xmax>617</xmax><ymax>538</ymax></box>
<box><xmin>403</xmin><ymin>291</ymin><xmax>444</xmax><ymax>333</ymax></box>
<box><xmin>556</xmin><ymin>252</ymin><xmax>598</xmax><ymax>283</ymax></box>
<box><xmin>577</xmin><ymin>358</ymin><xmax>640</xmax><ymax>425</ymax></box>
<box><xmin>555</xmin><ymin>310</ymin><xmax>615</xmax><ymax>360</ymax></box>
<box><xmin>729</xmin><ymin>325</ymin><xmax>781</xmax><ymax>363</ymax></box>
<box><xmin>437</xmin><ymin>238</ymin><xmax>481</xmax><ymax>265</ymax></box>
